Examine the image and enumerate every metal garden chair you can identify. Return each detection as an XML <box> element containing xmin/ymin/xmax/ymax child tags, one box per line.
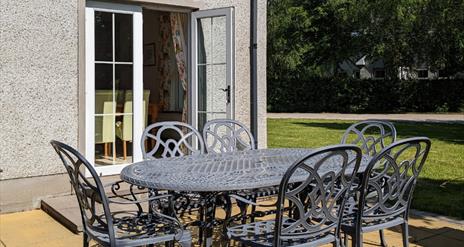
<box><xmin>340</xmin><ymin>120</ymin><xmax>398</xmax><ymax>243</ymax></box>
<box><xmin>141</xmin><ymin>121</ymin><xmax>205</xmax><ymax>159</ymax></box>
<box><xmin>140</xmin><ymin>121</ymin><xmax>206</xmax><ymax>213</ymax></box>
<box><xmin>50</xmin><ymin>140</ymin><xmax>191</xmax><ymax>247</ymax></box>
<box><xmin>341</xmin><ymin>120</ymin><xmax>397</xmax><ymax>156</ymax></box>
<box><xmin>227</xmin><ymin>144</ymin><xmax>362</xmax><ymax>247</ymax></box>
<box><xmin>140</xmin><ymin>121</ymin><xmax>207</xmax><ymax>242</ymax></box>
<box><xmin>202</xmin><ymin>118</ymin><xmax>255</xmax><ymax>154</ymax></box>
<box><xmin>202</xmin><ymin>119</ymin><xmax>272</xmax><ymax>224</ymax></box>
<box><xmin>341</xmin><ymin>137</ymin><xmax>431</xmax><ymax>247</ymax></box>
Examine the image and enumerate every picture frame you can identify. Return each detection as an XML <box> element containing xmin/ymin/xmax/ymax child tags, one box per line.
<box><xmin>143</xmin><ymin>43</ymin><xmax>156</xmax><ymax>66</ymax></box>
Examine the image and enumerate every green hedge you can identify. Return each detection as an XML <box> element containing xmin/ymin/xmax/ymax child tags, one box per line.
<box><xmin>267</xmin><ymin>78</ymin><xmax>464</xmax><ymax>113</ymax></box>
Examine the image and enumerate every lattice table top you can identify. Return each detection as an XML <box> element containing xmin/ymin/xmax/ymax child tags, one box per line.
<box><xmin>121</xmin><ymin>148</ymin><xmax>370</xmax><ymax>192</ymax></box>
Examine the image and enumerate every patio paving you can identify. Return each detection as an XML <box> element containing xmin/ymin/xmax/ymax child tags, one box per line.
<box><xmin>1</xmin><ymin>209</ymin><xmax>463</xmax><ymax>246</ymax></box>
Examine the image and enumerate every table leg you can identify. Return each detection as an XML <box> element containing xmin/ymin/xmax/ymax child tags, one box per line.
<box><xmin>202</xmin><ymin>193</ymin><xmax>217</xmax><ymax>247</ymax></box>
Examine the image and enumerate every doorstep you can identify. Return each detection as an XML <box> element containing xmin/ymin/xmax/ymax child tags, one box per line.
<box><xmin>40</xmin><ymin>175</ymin><xmax>144</xmax><ymax>233</ymax></box>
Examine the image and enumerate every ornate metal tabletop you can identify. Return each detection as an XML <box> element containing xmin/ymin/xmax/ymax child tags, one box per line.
<box><xmin>120</xmin><ymin>148</ymin><xmax>370</xmax><ymax>192</ymax></box>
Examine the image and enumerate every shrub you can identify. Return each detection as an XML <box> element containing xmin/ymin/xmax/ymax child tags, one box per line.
<box><xmin>267</xmin><ymin>78</ymin><xmax>464</xmax><ymax>113</ymax></box>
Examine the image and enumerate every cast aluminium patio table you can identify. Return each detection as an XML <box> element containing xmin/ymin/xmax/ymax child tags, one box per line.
<box><xmin>120</xmin><ymin>148</ymin><xmax>370</xmax><ymax>247</ymax></box>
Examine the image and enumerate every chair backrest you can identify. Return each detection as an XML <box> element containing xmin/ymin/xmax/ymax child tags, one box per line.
<box><xmin>120</xmin><ymin>90</ymin><xmax>151</xmax><ymax>141</ymax></box>
<box><xmin>202</xmin><ymin>119</ymin><xmax>255</xmax><ymax>154</ymax></box>
<box><xmin>50</xmin><ymin>140</ymin><xmax>116</xmax><ymax>245</ymax></box>
<box><xmin>95</xmin><ymin>90</ymin><xmax>115</xmax><ymax>144</ymax></box>
<box><xmin>341</xmin><ymin>120</ymin><xmax>397</xmax><ymax>156</ymax></box>
<box><xmin>141</xmin><ymin>121</ymin><xmax>205</xmax><ymax>159</ymax></box>
<box><xmin>356</xmin><ymin>137</ymin><xmax>431</xmax><ymax>224</ymax></box>
<box><xmin>273</xmin><ymin>145</ymin><xmax>362</xmax><ymax>246</ymax></box>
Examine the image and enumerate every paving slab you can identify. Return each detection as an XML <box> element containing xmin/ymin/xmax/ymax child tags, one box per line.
<box><xmin>2</xmin><ymin>208</ymin><xmax>463</xmax><ymax>246</ymax></box>
<box><xmin>0</xmin><ymin>210</ymin><xmax>81</xmax><ymax>247</ymax></box>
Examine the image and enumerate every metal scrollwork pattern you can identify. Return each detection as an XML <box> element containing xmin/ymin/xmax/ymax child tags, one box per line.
<box><xmin>141</xmin><ymin>121</ymin><xmax>205</xmax><ymax>159</ymax></box>
<box><xmin>51</xmin><ymin>141</ymin><xmax>113</xmax><ymax>239</ymax></box>
<box><xmin>121</xmin><ymin>148</ymin><xmax>370</xmax><ymax>192</ymax></box>
<box><xmin>227</xmin><ymin>145</ymin><xmax>362</xmax><ymax>247</ymax></box>
<box><xmin>203</xmin><ymin>119</ymin><xmax>256</xmax><ymax>154</ymax></box>
<box><xmin>50</xmin><ymin>141</ymin><xmax>191</xmax><ymax>247</ymax></box>
<box><xmin>357</xmin><ymin>137</ymin><xmax>431</xmax><ymax>222</ymax></box>
<box><xmin>341</xmin><ymin>120</ymin><xmax>397</xmax><ymax>156</ymax></box>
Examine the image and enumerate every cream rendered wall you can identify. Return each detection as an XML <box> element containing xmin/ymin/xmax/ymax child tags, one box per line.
<box><xmin>200</xmin><ymin>0</ymin><xmax>267</xmax><ymax>148</ymax></box>
<box><xmin>0</xmin><ymin>0</ymin><xmax>79</xmax><ymax>180</ymax></box>
<box><xmin>0</xmin><ymin>0</ymin><xmax>266</xmax><ymax>180</ymax></box>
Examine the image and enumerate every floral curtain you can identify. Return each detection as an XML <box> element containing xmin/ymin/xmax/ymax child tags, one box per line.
<box><xmin>158</xmin><ymin>14</ymin><xmax>172</xmax><ymax>111</ymax></box>
<box><xmin>158</xmin><ymin>13</ymin><xmax>188</xmax><ymax>124</ymax></box>
<box><xmin>169</xmin><ymin>13</ymin><xmax>188</xmax><ymax>124</ymax></box>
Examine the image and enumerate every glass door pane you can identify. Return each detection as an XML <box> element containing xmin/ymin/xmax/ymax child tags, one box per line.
<box><xmin>193</xmin><ymin>8</ymin><xmax>234</xmax><ymax>131</ymax></box>
<box><xmin>94</xmin><ymin>11</ymin><xmax>134</xmax><ymax>166</ymax></box>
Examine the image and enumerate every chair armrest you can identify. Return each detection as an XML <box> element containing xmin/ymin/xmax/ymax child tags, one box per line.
<box><xmin>229</xmin><ymin>194</ymin><xmax>276</xmax><ymax>208</ymax></box>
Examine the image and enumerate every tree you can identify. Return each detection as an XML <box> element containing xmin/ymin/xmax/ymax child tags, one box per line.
<box><xmin>267</xmin><ymin>0</ymin><xmax>464</xmax><ymax>80</ymax></box>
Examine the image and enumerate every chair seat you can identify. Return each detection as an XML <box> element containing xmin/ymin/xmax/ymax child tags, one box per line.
<box><xmin>340</xmin><ymin>199</ymin><xmax>406</xmax><ymax>234</ymax></box>
<box><xmin>89</xmin><ymin>211</ymin><xmax>190</xmax><ymax>247</ymax></box>
<box><xmin>227</xmin><ymin>218</ymin><xmax>336</xmax><ymax>247</ymax></box>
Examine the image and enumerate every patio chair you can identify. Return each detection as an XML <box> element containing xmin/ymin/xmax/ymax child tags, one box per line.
<box><xmin>140</xmin><ymin>121</ymin><xmax>206</xmax><ymax>241</ymax></box>
<box><xmin>227</xmin><ymin>144</ymin><xmax>362</xmax><ymax>247</ymax></box>
<box><xmin>202</xmin><ymin>119</ymin><xmax>272</xmax><ymax>223</ymax></box>
<box><xmin>141</xmin><ymin>121</ymin><xmax>205</xmax><ymax>159</ymax></box>
<box><xmin>341</xmin><ymin>120</ymin><xmax>398</xmax><ymax>243</ymax></box>
<box><xmin>202</xmin><ymin>119</ymin><xmax>255</xmax><ymax>153</ymax></box>
<box><xmin>50</xmin><ymin>140</ymin><xmax>191</xmax><ymax>247</ymax></box>
<box><xmin>341</xmin><ymin>137</ymin><xmax>431</xmax><ymax>247</ymax></box>
<box><xmin>341</xmin><ymin>120</ymin><xmax>397</xmax><ymax>156</ymax></box>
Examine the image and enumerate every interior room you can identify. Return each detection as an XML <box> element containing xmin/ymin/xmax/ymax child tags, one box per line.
<box><xmin>94</xmin><ymin>8</ymin><xmax>188</xmax><ymax>166</ymax></box>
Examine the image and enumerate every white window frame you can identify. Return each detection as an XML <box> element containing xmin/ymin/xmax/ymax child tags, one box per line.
<box><xmin>85</xmin><ymin>1</ymin><xmax>143</xmax><ymax>176</ymax></box>
<box><xmin>190</xmin><ymin>7</ymin><xmax>235</xmax><ymax>130</ymax></box>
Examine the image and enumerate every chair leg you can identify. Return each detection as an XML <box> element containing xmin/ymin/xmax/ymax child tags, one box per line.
<box><xmin>250</xmin><ymin>204</ymin><xmax>257</xmax><ymax>222</ymax></box>
<box><xmin>401</xmin><ymin>222</ymin><xmax>409</xmax><ymax>247</ymax></box>
<box><xmin>83</xmin><ymin>232</ymin><xmax>90</xmax><ymax>247</ymax></box>
<box><xmin>352</xmin><ymin>232</ymin><xmax>363</xmax><ymax>247</ymax></box>
<box><xmin>379</xmin><ymin>229</ymin><xmax>387</xmax><ymax>247</ymax></box>
<box><xmin>333</xmin><ymin>237</ymin><xmax>340</xmax><ymax>247</ymax></box>
<box><xmin>344</xmin><ymin>233</ymin><xmax>349</xmax><ymax>247</ymax></box>
<box><xmin>198</xmin><ymin>206</ymin><xmax>204</xmax><ymax>245</ymax></box>
<box><xmin>112</xmin><ymin>142</ymin><xmax>116</xmax><ymax>161</ymax></box>
<box><xmin>179</xmin><ymin>239</ymin><xmax>191</xmax><ymax>247</ymax></box>
<box><xmin>104</xmin><ymin>143</ymin><xmax>108</xmax><ymax>157</ymax></box>
<box><xmin>123</xmin><ymin>140</ymin><xmax>127</xmax><ymax>160</ymax></box>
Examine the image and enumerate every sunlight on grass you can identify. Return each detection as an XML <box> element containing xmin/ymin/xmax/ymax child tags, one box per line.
<box><xmin>267</xmin><ymin>118</ymin><xmax>464</xmax><ymax>219</ymax></box>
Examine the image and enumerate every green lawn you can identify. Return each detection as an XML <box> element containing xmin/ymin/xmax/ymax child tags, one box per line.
<box><xmin>267</xmin><ymin>118</ymin><xmax>464</xmax><ymax>219</ymax></box>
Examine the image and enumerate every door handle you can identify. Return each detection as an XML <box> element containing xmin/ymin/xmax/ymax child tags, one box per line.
<box><xmin>219</xmin><ymin>85</ymin><xmax>231</xmax><ymax>104</ymax></box>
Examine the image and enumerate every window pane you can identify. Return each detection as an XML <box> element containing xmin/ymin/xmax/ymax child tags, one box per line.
<box><xmin>211</xmin><ymin>64</ymin><xmax>227</xmax><ymax>113</ymax></box>
<box><xmin>115</xmin><ymin>114</ymin><xmax>133</xmax><ymax>163</ymax></box>
<box><xmin>115</xmin><ymin>13</ymin><xmax>133</xmax><ymax>62</ymax></box>
<box><xmin>197</xmin><ymin>16</ymin><xmax>226</xmax><ymax>64</ymax></box>
<box><xmin>95</xmin><ymin>64</ymin><xmax>113</xmax><ymax>114</ymax></box>
<box><xmin>95</xmin><ymin>11</ymin><xmax>113</xmax><ymax>61</ymax></box>
<box><xmin>95</xmin><ymin>115</ymin><xmax>115</xmax><ymax>165</ymax></box>
<box><xmin>211</xmin><ymin>16</ymin><xmax>226</xmax><ymax>64</ymax></box>
<box><xmin>115</xmin><ymin>64</ymin><xmax>133</xmax><ymax>113</ymax></box>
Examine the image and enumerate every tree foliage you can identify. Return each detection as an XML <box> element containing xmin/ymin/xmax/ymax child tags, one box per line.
<box><xmin>268</xmin><ymin>0</ymin><xmax>464</xmax><ymax>80</ymax></box>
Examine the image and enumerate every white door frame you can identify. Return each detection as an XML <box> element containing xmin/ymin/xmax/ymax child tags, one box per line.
<box><xmin>190</xmin><ymin>7</ymin><xmax>235</xmax><ymax>130</ymax></box>
<box><xmin>85</xmin><ymin>1</ymin><xmax>143</xmax><ymax>176</ymax></box>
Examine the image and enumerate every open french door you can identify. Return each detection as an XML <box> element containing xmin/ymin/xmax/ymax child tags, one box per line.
<box><xmin>191</xmin><ymin>8</ymin><xmax>235</xmax><ymax>131</ymax></box>
<box><xmin>85</xmin><ymin>1</ymin><xmax>143</xmax><ymax>176</ymax></box>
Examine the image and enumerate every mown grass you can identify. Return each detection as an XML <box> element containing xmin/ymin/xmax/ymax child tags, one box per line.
<box><xmin>267</xmin><ymin>118</ymin><xmax>464</xmax><ymax>219</ymax></box>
